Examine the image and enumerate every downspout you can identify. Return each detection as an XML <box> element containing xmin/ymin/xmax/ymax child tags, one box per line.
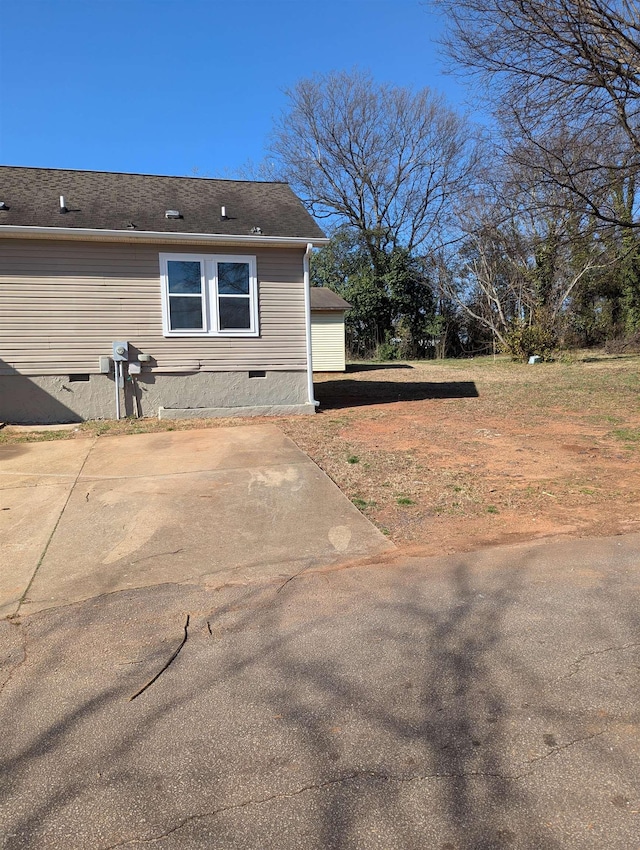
<box><xmin>303</xmin><ymin>242</ymin><xmax>319</xmax><ymax>408</ymax></box>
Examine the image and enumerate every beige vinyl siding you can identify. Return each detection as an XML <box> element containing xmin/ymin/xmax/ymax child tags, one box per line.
<box><xmin>0</xmin><ymin>239</ymin><xmax>308</xmax><ymax>375</ymax></box>
<box><xmin>311</xmin><ymin>311</ymin><xmax>346</xmax><ymax>372</ymax></box>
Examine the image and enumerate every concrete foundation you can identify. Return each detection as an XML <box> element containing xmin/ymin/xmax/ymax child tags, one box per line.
<box><xmin>159</xmin><ymin>403</ymin><xmax>316</xmax><ymax>419</ymax></box>
<box><xmin>0</xmin><ymin>370</ymin><xmax>311</xmax><ymax>424</ymax></box>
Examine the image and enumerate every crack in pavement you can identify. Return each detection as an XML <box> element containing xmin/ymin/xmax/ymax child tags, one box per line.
<box><xmin>0</xmin><ymin>481</ymin><xmax>75</xmax><ymax>491</ymax></box>
<box><xmin>559</xmin><ymin>642</ymin><xmax>640</xmax><ymax>680</ymax></box>
<box><xmin>524</xmin><ymin>728</ymin><xmax>607</xmax><ymax>767</ymax></box>
<box><xmin>14</xmin><ymin>438</ymin><xmax>96</xmax><ymax>619</ymax></box>
<box><xmin>276</xmin><ymin>560</ymin><xmax>314</xmax><ymax>594</ymax></box>
<box><xmin>127</xmin><ymin>549</ymin><xmax>184</xmax><ymax>567</ymax></box>
<box><xmin>129</xmin><ymin>615</ymin><xmax>190</xmax><ymax>702</ymax></box>
<box><xmin>99</xmin><ymin>728</ymin><xmax>612</xmax><ymax>850</ymax></box>
<box><xmin>98</xmin><ymin>769</ymin><xmax>512</xmax><ymax>849</ymax></box>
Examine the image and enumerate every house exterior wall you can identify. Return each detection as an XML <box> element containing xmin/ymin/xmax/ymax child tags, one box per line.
<box><xmin>0</xmin><ymin>238</ymin><xmax>313</xmax><ymax>422</ymax></box>
<box><xmin>0</xmin><ymin>238</ymin><xmax>308</xmax><ymax>374</ymax></box>
<box><xmin>311</xmin><ymin>311</ymin><xmax>347</xmax><ymax>372</ymax></box>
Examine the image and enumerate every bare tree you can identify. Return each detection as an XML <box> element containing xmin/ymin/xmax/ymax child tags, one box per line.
<box><xmin>431</xmin><ymin>0</ymin><xmax>640</xmax><ymax>228</ymax></box>
<box><xmin>269</xmin><ymin>69</ymin><xmax>480</xmax><ymax>259</ymax></box>
<box><xmin>439</xmin><ymin>163</ymin><xmax>619</xmax><ymax>353</ymax></box>
<box><xmin>438</xmin><ymin>196</ymin><xmax>531</xmax><ymax>349</ymax></box>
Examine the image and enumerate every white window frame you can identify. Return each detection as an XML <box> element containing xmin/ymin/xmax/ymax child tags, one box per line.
<box><xmin>160</xmin><ymin>252</ymin><xmax>259</xmax><ymax>337</ymax></box>
<box><xmin>160</xmin><ymin>253</ymin><xmax>209</xmax><ymax>336</ymax></box>
<box><xmin>212</xmin><ymin>254</ymin><xmax>259</xmax><ymax>337</ymax></box>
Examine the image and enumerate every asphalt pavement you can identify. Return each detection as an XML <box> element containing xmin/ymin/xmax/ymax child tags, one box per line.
<box><xmin>1</xmin><ymin>531</ymin><xmax>639</xmax><ymax>849</ymax></box>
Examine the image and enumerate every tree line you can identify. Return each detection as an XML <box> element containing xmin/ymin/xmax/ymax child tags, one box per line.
<box><xmin>265</xmin><ymin>1</ymin><xmax>640</xmax><ymax>360</ymax></box>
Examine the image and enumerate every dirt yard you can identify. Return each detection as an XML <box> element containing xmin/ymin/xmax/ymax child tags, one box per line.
<box><xmin>3</xmin><ymin>354</ymin><xmax>640</xmax><ymax>558</ymax></box>
<box><xmin>280</xmin><ymin>355</ymin><xmax>640</xmax><ymax>556</ymax></box>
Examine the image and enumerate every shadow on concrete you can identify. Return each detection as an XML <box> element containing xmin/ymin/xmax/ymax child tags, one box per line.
<box><xmin>315</xmin><ymin>379</ymin><xmax>479</xmax><ymax>409</ymax></box>
<box><xmin>0</xmin><ymin>444</ymin><xmax>36</xmax><ymax>461</ymax></box>
<box><xmin>0</xmin><ymin>361</ymin><xmax>83</xmax><ymax>425</ymax></box>
<box><xmin>0</xmin><ymin>358</ymin><xmax>152</xmax><ymax>425</ymax></box>
<box><xmin>2</xmin><ymin>539</ymin><xmax>637</xmax><ymax>847</ymax></box>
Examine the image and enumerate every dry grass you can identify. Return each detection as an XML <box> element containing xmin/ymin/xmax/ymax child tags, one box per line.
<box><xmin>279</xmin><ymin>354</ymin><xmax>640</xmax><ymax>549</ymax></box>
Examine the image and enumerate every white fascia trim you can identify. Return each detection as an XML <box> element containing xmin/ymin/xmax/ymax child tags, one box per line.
<box><xmin>0</xmin><ymin>225</ymin><xmax>329</xmax><ymax>247</ymax></box>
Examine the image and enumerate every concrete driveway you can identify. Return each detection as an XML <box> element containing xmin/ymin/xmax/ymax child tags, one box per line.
<box><xmin>0</xmin><ymin>425</ymin><xmax>392</xmax><ymax>619</ymax></box>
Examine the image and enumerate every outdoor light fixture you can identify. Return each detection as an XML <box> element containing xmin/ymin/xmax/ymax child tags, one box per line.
<box><xmin>165</xmin><ymin>209</ymin><xmax>182</xmax><ymax>219</ymax></box>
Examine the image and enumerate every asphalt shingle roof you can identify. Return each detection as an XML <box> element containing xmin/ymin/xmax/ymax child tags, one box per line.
<box><xmin>310</xmin><ymin>288</ymin><xmax>352</xmax><ymax>310</ymax></box>
<box><xmin>0</xmin><ymin>166</ymin><xmax>326</xmax><ymax>240</ymax></box>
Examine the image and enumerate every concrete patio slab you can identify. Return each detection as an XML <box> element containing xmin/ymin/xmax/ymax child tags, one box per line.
<box><xmin>0</xmin><ymin>440</ymin><xmax>94</xmax><ymax>618</ymax></box>
<box><xmin>5</xmin><ymin>426</ymin><xmax>391</xmax><ymax>617</ymax></box>
<box><xmin>0</xmin><ymin>438</ymin><xmax>93</xmax><ymax>477</ymax></box>
<box><xmin>77</xmin><ymin>424</ymin><xmax>305</xmax><ymax>478</ymax></box>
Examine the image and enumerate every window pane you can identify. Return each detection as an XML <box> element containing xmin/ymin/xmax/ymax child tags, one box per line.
<box><xmin>218</xmin><ymin>262</ymin><xmax>250</xmax><ymax>295</ymax></box>
<box><xmin>219</xmin><ymin>296</ymin><xmax>251</xmax><ymax>330</ymax></box>
<box><xmin>167</xmin><ymin>260</ymin><xmax>202</xmax><ymax>294</ymax></box>
<box><xmin>169</xmin><ymin>296</ymin><xmax>204</xmax><ymax>330</ymax></box>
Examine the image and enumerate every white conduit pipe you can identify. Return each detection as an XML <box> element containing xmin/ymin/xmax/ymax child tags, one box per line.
<box><xmin>115</xmin><ymin>361</ymin><xmax>122</xmax><ymax>420</ymax></box>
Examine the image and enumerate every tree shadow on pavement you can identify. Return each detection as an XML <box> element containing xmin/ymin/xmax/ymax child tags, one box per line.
<box><xmin>1</xmin><ymin>545</ymin><xmax>638</xmax><ymax>848</ymax></box>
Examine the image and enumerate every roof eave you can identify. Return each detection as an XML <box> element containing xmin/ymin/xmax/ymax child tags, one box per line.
<box><xmin>0</xmin><ymin>224</ymin><xmax>329</xmax><ymax>248</ymax></box>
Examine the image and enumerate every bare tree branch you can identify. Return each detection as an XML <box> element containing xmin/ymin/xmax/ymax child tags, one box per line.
<box><xmin>269</xmin><ymin>69</ymin><xmax>480</xmax><ymax>254</ymax></box>
<box><xmin>430</xmin><ymin>0</ymin><xmax>640</xmax><ymax>228</ymax></box>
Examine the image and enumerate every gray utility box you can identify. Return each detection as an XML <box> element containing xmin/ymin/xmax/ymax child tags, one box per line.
<box><xmin>112</xmin><ymin>341</ymin><xmax>129</xmax><ymax>362</ymax></box>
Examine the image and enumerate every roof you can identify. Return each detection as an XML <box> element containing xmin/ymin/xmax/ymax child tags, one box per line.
<box><xmin>310</xmin><ymin>287</ymin><xmax>352</xmax><ymax>311</ymax></box>
<box><xmin>0</xmin><ymin>166</ymin><xmax>326</xmax><ymax>241</ymax></box>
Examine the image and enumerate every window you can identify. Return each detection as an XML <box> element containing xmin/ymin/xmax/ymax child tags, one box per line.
<box><xmin>166</xmin><ymin>258</ymin><xmax>205</xmax><ymax>332</ymax></box>
<box><xmin>160</xmin><ymin>253</ymin><xmax>258</xmax><ymax>337</ymax></box>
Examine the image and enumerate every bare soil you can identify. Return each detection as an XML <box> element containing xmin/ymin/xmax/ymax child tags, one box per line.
<box><xmin>280</xmin><ymin>355</ymin><xmax>640</xmax><ymax>556</ymax></box>
<box><xmin>3</xmin><ymin>353</ymin><xmax>640</xmax><ymax>558</ymax></box>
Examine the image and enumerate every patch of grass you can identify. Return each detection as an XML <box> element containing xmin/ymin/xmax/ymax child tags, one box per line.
<box><xmin>351</xmin><ymin>496</ymin><xmax>377</xmax><ymax>509</ymax></box>
<box><xmin>92</xmin><ymin>422</ymin><xmax>112</xmax><ymax>435</ymax></box>
<box><xmin>486</xmin><ymin>505</ymin><xmax>499</xmax><ymax>514</ymax></box>
<box><xmin>396</xmin><ymin>496</ymin><xmax>416</xmax><ymax>506</ymax></box>
<box><xmin>611</xmin><ymin>427</ymin><xmax>640</xmax><ymax>444</ymax></box>
<box><xmin>347</xmin><ymin>455</ymin><xmax>360</xmax><ymax>464</ymax></box>
<box><xmin>0</xmin><ymin>429</ymin><xmax>72</xmax><ymax>444</ymax></box>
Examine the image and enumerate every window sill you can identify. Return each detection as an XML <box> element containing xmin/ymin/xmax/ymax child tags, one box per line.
<box><xmin>162</xmin><ymin>330</ymin><xmax>260</xmax><ymax>338</ymax></box>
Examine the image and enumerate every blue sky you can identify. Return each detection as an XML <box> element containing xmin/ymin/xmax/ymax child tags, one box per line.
<box><xmin>0</xmin><ymin>0</ymin><xmax>475</xmax><ymax>178</ymax></box>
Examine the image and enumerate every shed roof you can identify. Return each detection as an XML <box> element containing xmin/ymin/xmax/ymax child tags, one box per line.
<box><xmin>310</xmin><ymin>287</ymin><xmax>352</xmax><ymax>311</ymax></box>
<box><xmin>0</xmin><ymin>166</ymin><xmax>326</xmax><ymax>240</ymax></box>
